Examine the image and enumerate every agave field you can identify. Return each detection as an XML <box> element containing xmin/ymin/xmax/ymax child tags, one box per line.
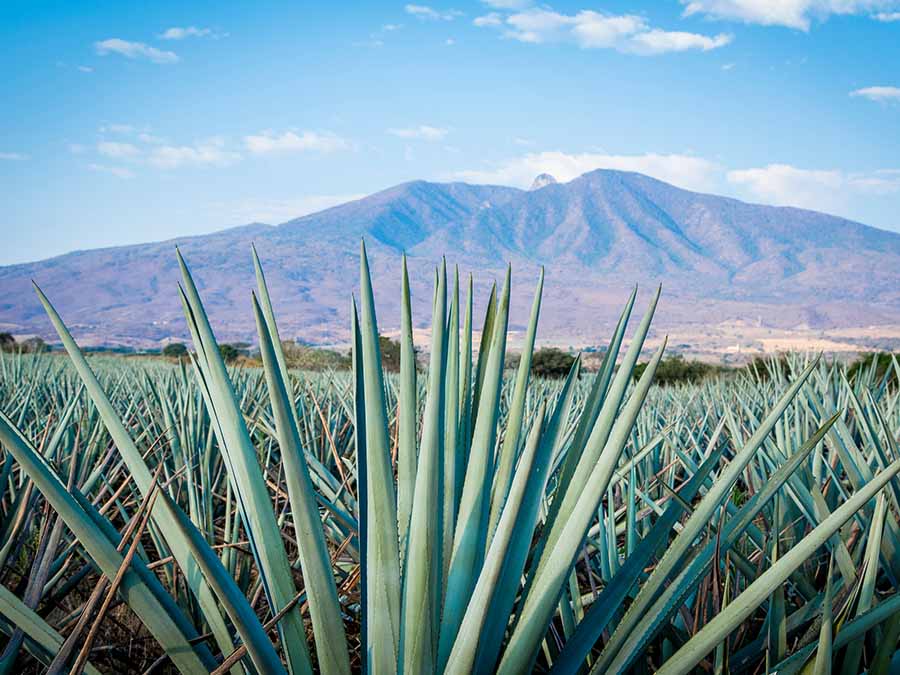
<box><xmin>2</xmin><ymin>244</ymin><xmax>900</xmax><ymax>674</ymax></box>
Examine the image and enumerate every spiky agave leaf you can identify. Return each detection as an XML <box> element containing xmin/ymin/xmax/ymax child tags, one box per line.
<box><xmin>177</xmin><ymin>249</ymin><xmax>313</xmax><ymax>675</ymax></box>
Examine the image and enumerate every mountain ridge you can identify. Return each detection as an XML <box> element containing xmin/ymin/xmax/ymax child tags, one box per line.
<box><xmin>2</xmin><ymin>169</ymin><xmax>898</xmax><ymax>350</ymax></box>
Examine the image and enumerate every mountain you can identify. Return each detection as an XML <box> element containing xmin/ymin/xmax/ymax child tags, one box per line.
<box><xmin>529</xmin><ymin>173</ymin><xmax>558</xmax><ymax>190</ymax></box>
<box><xmin>2</xmin><ymin>169</ymin><xmax>899</xmax><ymax>350</ymax></box>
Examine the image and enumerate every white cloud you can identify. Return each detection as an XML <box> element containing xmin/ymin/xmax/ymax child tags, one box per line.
<box><xmin>383</xmin><ymin>23</ymin><xmax>404</xmax><ymax>31</ymax></box>
<box><xmin>148</xmin><ymin>138</ymin><xmax>240</xmax><ymax>168</ymax></box>
<box><xmin>722</xmin><ymin>62</ymin><xmax>736</xmax><ymax>70</ymax></box>
<box><xmin>0</xmin><ymin>152</ymin><xmax>29</xmax><ymax>161</ymax></box>
<box><xmin>243</xmin><ymin>130</ymin><xmax>351</xmax><ymax>154</ymax></box>
<box><xmin>158</xmin><ymin>26</ymin><xmax>217</xmax><ymax>40</ymax></box>
<box><xmin>137</xmin><ymin>132</ymin><xmax>166</xmax><ymax>144</ymax></box>
<box><xmin>77</xmin><ymin>65</ymin><xmax>94</xmax><ymax>73</ymax></box>
<box><xmin>388</xmin><ymin>125</ymin><xmax>449</xmax><ymax>140</ymax></box>
<box><xmin>453</xmin><ymin>152</ymin><xmax>900</xmax><ymax>219</ymax></box>
<box><xmin>850</xmin><ymin>85</ymin><xmax>900</xmax><ymax>102</ymax></box>
<box><xmin>88</xmin><ymin>163</ymin><xmax>134</xmax><ymax>178</ymax></box>
<box><xmin>727</xmin><ymin>163</ymin><xmax>900</xmax><ymax>213</ymax></box>
<box><xmin>482</xmin><ymin>0</ymin><xmax>532</xmax><ymax>8</ymax></box>
<box><xmin>84</xmin><ymin>128</ymin><xmax>242</xmax><ymax>169</ymax></box>
<box><xmin>94</xmin><ymin>38</ymin><xmax>179</xmax><ymax>64</ymax></box>
<box><xmin>405</xmin><ymin>4</ymin><xmax>463</xmax><ymax>21</ymax></box>
<box><xmin>97</xmin><ymin>141</ymin><xmax>140</xmax><ymax>158</ymax></box>
<box><xmin>446</xmin><ymin>38</ymin><xmax>456</xmax><ymax>45</ymax></box>
<box><xmin>628</xmin><ymin>29</ymin><xmax>732</xmax><ymax>54</ymax></box>
<box><xmin>99</xmin><ymin>123</ymin><xmax>135</xmax><ymax>134</ymax></box>
<box><xmin>454</xmin><ymin>151</ymin><xmax>721</xmax><ymax>192</ymax></box>
<box><xmin>874</xmin><ymin>10</ymin><xmax>900</xmax><ymax>19</ymax></box>
<box><xmin>848</xmin><ymin>169</ymin><xmax>900</xmax><ymax>194</ymax></box>
<box><xmin>474</xmin><ymin>13</ymin><xmax>504</xmax><ymax>26</ymax></box>
<box><xmin>479</xmin><ymin>8</ymin><xmax>732</xmax><ymax>54</ymax></box>
<box><xmin>681</xmin><ymin>0</ymin><xmax>900</xmax><ymax>30</ymax></box>
<box><xmin>212</xmin><ymin>194</ymin><xmax>367</xmax><ymax>224</ymax></box>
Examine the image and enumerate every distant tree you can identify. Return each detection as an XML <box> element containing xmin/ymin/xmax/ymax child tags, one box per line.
<box><xmin>379</xmin><ymin>336</ymin><xmax>403</xmax><ymax>372</ymax></box>
<box><xmin>231</xmin><ymin>342</ymin><xmax>251</xmax><ymax>356</ymax></box>
<box><xmin>633</xmin><ymin>355</ymin><xmax>717</xmax><ymax>387</ymax></box>
<box><xmin>22</xmin><ymin>337</ymin><xmax>48</xmax><ymax>354</ymax></box>
<box><xmin>505</xmin><ymin>352</ymin><xmax>521</xmax><ymax>372</ymax></box>
<box><xmin>848</xmin><ymin>352</ymin><xmax>896</xmax><ymax>387</ymax></box>
<box><xmin>219</xmin><ymin>344</ymin><xmax>240</xmax><ymax>363</ymax></box>
<box><xmin>743</xmin><ymin>354</ymin><xmax>791</xmax><ymax>383</ymax></box>
<box><xmin>0</xmin><ymin>333</ymin><xmax>14</xmax><ymax>351</ymax></box>
<box><xmin>531</xmin><ymin>347</ymin><xmax>575</xmax><ymax>379</ymax></box>
<box><xmin>281</xmin><ymin>340</ymin><xmax>350</xmax><ymax>371</ymax></box>
<box><xmin>162</xmin><ymin>343</ymin><xmax>188</xmax><ymax>358</ymax></box>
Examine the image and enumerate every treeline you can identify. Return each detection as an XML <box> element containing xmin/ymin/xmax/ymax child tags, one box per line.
<box><xmin>9</xmin><ymin>330</ymin><xmax>896</xmax><ymax>387</ymax></box>
<box><xmin>631</xmin><ymin>352</ymin><xmax>900</xmax><ymax>388</ymax></box>
<box><xmin>161</xmin><ymin>340</ymin><xmax>350</xmax><ymax>370</ymax></box>
<box><xmin>0</xmin><ymin>332</ymin><xmax>49</xmax><ymax>353</ymax></box>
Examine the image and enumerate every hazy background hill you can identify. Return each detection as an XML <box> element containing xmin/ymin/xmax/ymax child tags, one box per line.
<box><xmin>3</xmin><ymin>169</ymin><xmax>900</xmax><ymax>353</ymax></box>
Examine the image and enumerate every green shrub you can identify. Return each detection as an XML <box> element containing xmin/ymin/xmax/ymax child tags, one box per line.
<box><xmin>281</xmin><ymin>341</ymin><xmax>350</xmax><ymax>370</ymax></box>
<box><xmin>848</xmin><ymin>352</ymin><xmax>896</xmax><ymax>386</ymax></box>
<box><xmin>218</xmin><ymin>343</ymin><xmax>241</xmax><ymax>363</ymax></box>
<box><xmin>504</xmin><ymin>352</ymin><xmax>521</xmax><ymax>372</ymax></box>
<box><xmin>633</xmin><ymin>354</ymin><xmax>716</xmax><ymax>386</ymax></box>
<box><xmin>162</xmin><ymin>342</ymin><xmax>188</xmax><ymax>358</ymax></box>
<box><xmin>531</xmin><ymin>347</ymin><xmax>575</xmax><ymax>379</ymax></box>
<box><xmin>743</xmin><ymin>354</ymin><xmax>791</xmax><ymax>382</ymax></box>
<box><xmin>21</xmin><ymin>336</ymin><xmax>48</xmax><ymax>353</ymax></box>
<box><xmin>379</xmin><ymin>335</ymin><xmax>403</xmax><ymax>372</ymax></box>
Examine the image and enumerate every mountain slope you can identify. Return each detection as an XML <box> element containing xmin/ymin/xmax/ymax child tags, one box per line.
<box><xmin>2</xmin><ymin>169</ymin><xmax>898</xmax><ymax>348</ymax></box>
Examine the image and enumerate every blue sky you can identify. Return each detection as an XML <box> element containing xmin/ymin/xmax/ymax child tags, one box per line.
<box><xmin>2</xmin><ymin>0</ymin><xmax>899</xmax><ymax>264</ymax></box>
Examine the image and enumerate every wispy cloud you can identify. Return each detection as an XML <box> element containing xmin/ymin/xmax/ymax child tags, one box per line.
<box><xmin>874</xmin><ymin>11</ymin><xmax>900</xmax><ymax>20</ymax></box>
<box><xmin>474</xmin><ymin>13</ymin><xmax>504</xmax><ymax>26</ymax></box>
<box><xmin>99</xmin><ymin>123</ymin><xmax>135</xmax><ymax>134</ymax></box>
<box><xmin>388</xmin><ymin>125</ymin><xmax>449</xmax><ymax>141</ymax></box>
<box><xmin>481</xmin><ymin>0</ymin><xmax>532</xmax><ymax>8</ymax></box>
<box><xmin>727</xmin><ymin>163</ymin><xmax>900</xmax><ymax>212</ymax></box>
<box><xmin>628</xmin><ymin>29</ymin><xmax>732</xmax><ymax>54</ymax></box>
<box><xmin>454</xmin><ymin>151</ymin><xmax>900</xmax><ymax>217</ymax></box>
<box><xmin>850</xmin><ymin>85</ymin><xmax>900</xmax><ymax>102</ymax></box>
<box><xmin>56</xmin><ymin>61</ymin><xmax>95</xmax><ymax>73</ymax></box>
<box><xmin>137</xmin><ymin>132</ymin><xmax>166</xmax><ymax>145</ymax></box>
<box><xmin>477</xmin><ymin>8</ymin><xmax>732</xmax><ymax>54</ymax></box>
<box><xmin>405</xmin><ymin>4</ymin><xmax>463</xmax><ymax>21</ymax></box>
<box><xmin>89</xmin><ymin>128</ymin><xmax>240</xmax><ymax>170</ymax></box>
<box><xmin>94</xmin><ymin>38</ymin><xmax>179</xmax><ymax>64</ymax></box>
<box><xmin>681</xmin><ymin>0</ymin><xmax>900</xmax><ymax>30</ymax></box>
<box><xmin>97</xmin><ymin>141</ymin><xmax>140</xmax><ymax>158</ymax></box>
<box><xmin>211</xmin><ymin>194</ymin><xmax>367</xmax><ymax>224</ymax></box>
<box><xmin>159</xmin><ymin>26</ymin><xmax>226</xmax><ymax>40</ymax></box>
<box><xmin>148</xmin><ymin>138</ymin><xmax>240</xmax><ymax>168</ymax></box>
<box><xmin>243</xmin><ymin>130</ymin><xmax>351</xmax><ymax>154</ymax></box>
<box><xmin>88</xmin><ymin>163</ymin><xmax>134</xmax><ymax>178</ymax></box>
<box><xmin>0</xmin><ymin>152</ymin><xmax>29</xmax><ymax>161</ymax></box>
<box><xmin>454</xmin><ymin>150</ymin><xmax>721</xmax><ymax>192</ymax></box>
